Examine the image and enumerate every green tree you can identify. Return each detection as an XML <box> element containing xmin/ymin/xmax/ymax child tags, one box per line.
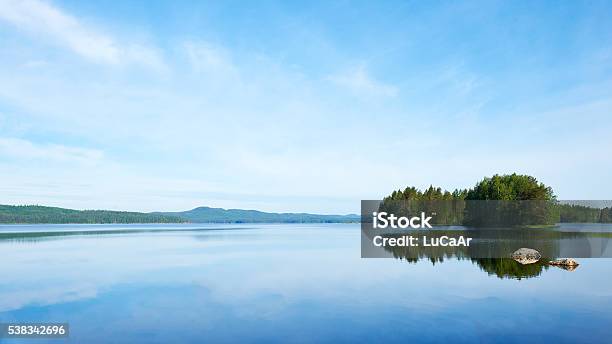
<box><xmin>465</xmin><ymin>173</ymin><xmax>555</xmax><ymax>201</ymax></box>
<box><xmin>464</xmin><ymin>174</ymin><xmax>557</xmax><ymax>227</ymax></box>
<box><xmin>382</xmin><ymin>174</ymin><xmax>559</xmax><ymax>227</ymax></box>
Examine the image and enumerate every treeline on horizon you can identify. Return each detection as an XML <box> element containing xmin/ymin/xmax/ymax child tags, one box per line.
<box><xmin>160</xmin><ymin>206</ymin><xmax>359</xmax><ymax>224</ymax></box>
<box><xmin>381</xmin><ymin>173</ymin><xmax>612</xmax><ymax>226</ymax></box>
<box><xmin>0</xmin><ymin>205</ymin><xmax>360</xmax><ymax>224</ymax></box>
<box><xmin>558</xmin><ymin>204</ymin><xmax>612</xmax><ymax>223</ymax></box>
<box><xmin>0</xmin><ymin>205</ymin><xmax>185</xmax><ymax>224</ymax></box>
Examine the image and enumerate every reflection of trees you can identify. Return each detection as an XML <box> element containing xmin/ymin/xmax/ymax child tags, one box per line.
<box><xmin>471</xmin><ymin>258</ymin><xmax>549</xmax><ymax>280</ymax></box>
<box><xmin>0</xmin><ymin>227</ymin><xmax>233</xmax><ymax>242</ymax></box>
<box><xmin>393</xmin><ymin>253</ymin><xmax>549</xmax><ymax>280</ymax></box>
<box><xmin>378</xmin><ymin>228</ymin><xmax>563</xmax><ymax>259</ymax></box>
<box><xmin>373</xmin><ymin>229</ymin><xmax>610</xmax><ymax>280</ymax></box>
<box><xmin>0</xmin><ymin>229</ymin><xmax>149</xmax><ymax>242</ymax></box>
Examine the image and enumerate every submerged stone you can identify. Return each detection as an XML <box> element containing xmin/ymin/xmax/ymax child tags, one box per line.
<box><xmin>549</xmin><ymin>258</ymin><xmax>580</xmax><ymax>267</ymax></box>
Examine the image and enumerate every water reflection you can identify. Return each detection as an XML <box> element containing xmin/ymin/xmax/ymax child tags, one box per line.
<box><xmin>364</xmin><ymin>226</ymin><xmax>612</xmax><ymax>258</ymax></box>
<box><xmin>0</xmin><ymin>225</ymin><xmax>256</xmax><ymax>243</ymax></box>
<box><xmin>397</xmin><ymin>256</ymin><xmax>552</xmax><ymax>280</ymax></box>
<box><xmin>1</xmin><ymin>224</ymin><xmax>612</xmax><ymax>343</ymax></box>
<box><xmin>364</xmin><ymin>224</ymin><xmax>612</xmax><ymax>279</ymax></box>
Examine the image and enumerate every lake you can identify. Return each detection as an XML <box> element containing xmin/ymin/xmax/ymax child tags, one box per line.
<box><xmin>1</xmin><ymin>224</ymin><xmax>611</xmax><ymax>343</ymax></box>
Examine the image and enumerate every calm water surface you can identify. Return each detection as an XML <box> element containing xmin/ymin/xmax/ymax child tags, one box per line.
<box><xmin>1</xmin><ymin>224</ymin><xmax>611</xmax><ymax>343</ymax></box>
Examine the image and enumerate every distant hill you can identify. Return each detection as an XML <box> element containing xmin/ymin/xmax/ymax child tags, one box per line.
<box><xmin>0</xmin><ymin>205</ymin><xmax>184</xmax><ymax>224</ymax></box>
<box><xmin>0</xmin><ymin>204</ymin><xmax>359</xmax><ymax>224</ymax></box>
<box><xmin>159</xmin><ymin>206</ymin><xmax>359</xmax><ymax>223</ymax></box>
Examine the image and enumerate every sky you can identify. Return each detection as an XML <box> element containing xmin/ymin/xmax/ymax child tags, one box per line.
<box><xmin>0</xmin><ymin>0</ymin><xmax>611</xmax><ymax>214</ymax></box>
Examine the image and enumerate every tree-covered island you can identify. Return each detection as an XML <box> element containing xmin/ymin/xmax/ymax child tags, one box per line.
<box><xmin>381</xmin><ymin>173</ymin><xmax>611</xmax><ymax>226</ymax></box>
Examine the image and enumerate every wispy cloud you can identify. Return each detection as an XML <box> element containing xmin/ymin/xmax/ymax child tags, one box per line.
<box><xmin>0</xmin><ymin>1</ymin><xmax>610</xmax><ymax>213</ymax></box>
<box><xmin>327</xmin><ymin>64</ymin><xmax>398</xmax><ymax>97</ymax></box>
<box><xmin>0</xmin><ymin>0</ymin><xmax>164</xmax><ymax>69</ymax></box>
<box><xmin>0</xmin><ymin>137</ymin><xmax>104</xmax><ymax>165</ymax></box>
<box><xmin>184</xmin><ymin>41</ymin><xmax>237</xmax><ymax>76</ymax></box>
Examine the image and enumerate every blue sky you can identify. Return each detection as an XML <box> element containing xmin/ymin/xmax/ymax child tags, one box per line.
<box><xmin>0</xmin><ymin>0</ymin><xmax>611</xmax><ymax>213</ymax></box>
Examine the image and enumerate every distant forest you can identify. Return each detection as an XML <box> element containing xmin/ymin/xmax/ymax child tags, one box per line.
<box><xmin>0</xmin><ymin>205</ymin><xmax>360</xmax><ymax>224</ymax></box>
<box><xmin>558</xmin><ymin>204</ymin><xmax>612</xmax><ymax>223</ymax></box>
<box><xmin>381</xmin><ymin>174</ymin><xmax>612</xmax><ymax>225</ymax></box>
<box><xmin>1</xmin><ymin>174</ymin><xmax>609</xmax><ymax>224</ymax></box>
<box><xmin>159</xmin><ymin>206</ymin><xmax>359</xmax><ymax>224</ymax></box>
<box><xmin>0</xmin><ymin>205</ymin><xmax>184</xmax><ymax>224</ymax></box>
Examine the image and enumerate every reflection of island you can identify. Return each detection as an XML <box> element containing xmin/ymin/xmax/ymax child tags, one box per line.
<box><xmin>396</xmin><ymin>255</ymin><xmax>550</xmax><ymax>280</ymax></box>
<box><xmin>380</xmin><ymin>232</ymin><xmax>552</xmax><ymax>279</ymax></box>
<box><xmin>474</xmin><ymin>258</ymin><xmax>550</xmax><ymax>279</ymax></box>
<box><xmin>367</xmin><ymin>226</ymin><xmax>612</xmax><ymax>279</ymax></box>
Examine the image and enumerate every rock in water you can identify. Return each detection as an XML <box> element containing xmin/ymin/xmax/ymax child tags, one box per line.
<box><xmin>549</xmin><ymin>258</ymin><xmax>579</xmax><ymax>267</ymax></box>
<box><xmin>511</xmin><ymin>248</ymin><xmax>542</xmax><ymax>265</ymax></box>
